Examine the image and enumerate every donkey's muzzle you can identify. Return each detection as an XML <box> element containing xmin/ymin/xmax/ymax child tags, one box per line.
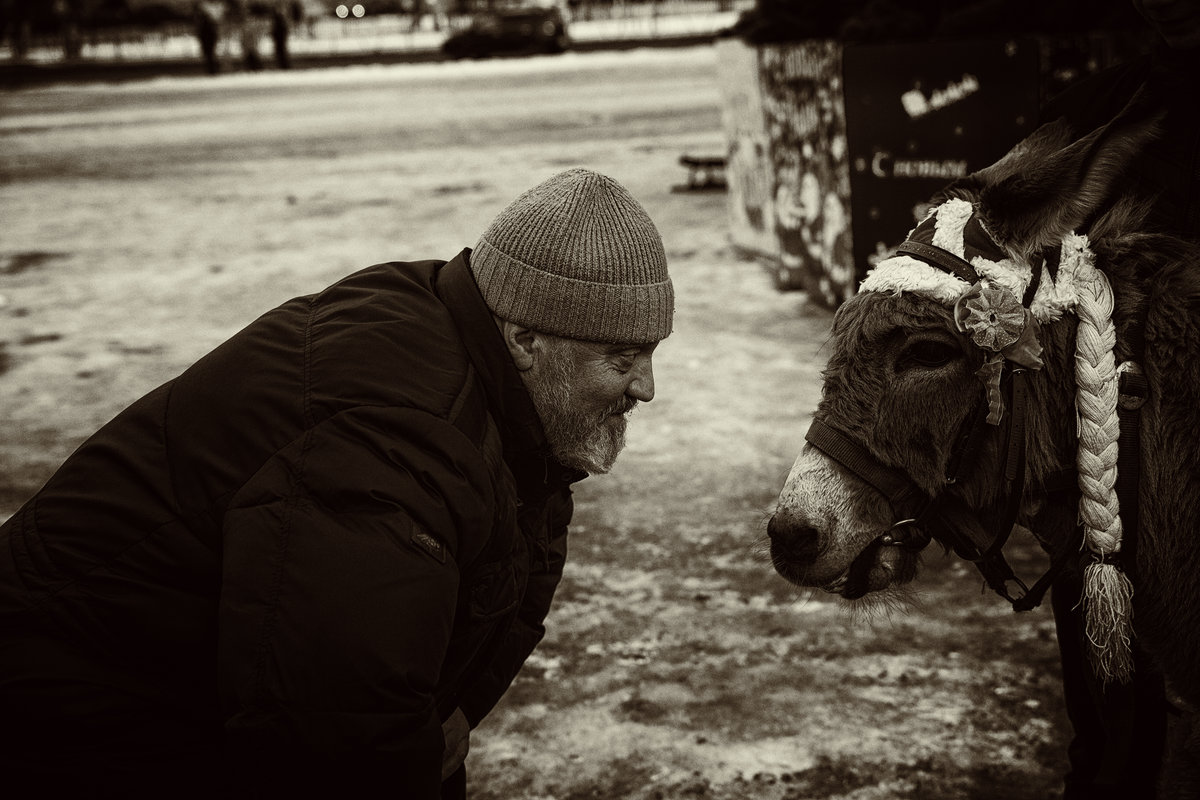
<box><xmin>767</xmin><ymin>513</ymin><xmax>821</xmax><ymax>573</ymax></box>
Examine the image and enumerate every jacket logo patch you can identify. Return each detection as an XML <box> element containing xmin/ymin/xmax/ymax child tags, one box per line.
<box><xmin>411</xmin><ymin>527</ymin><xmax>446</xmax><ymax>563</ymax></box>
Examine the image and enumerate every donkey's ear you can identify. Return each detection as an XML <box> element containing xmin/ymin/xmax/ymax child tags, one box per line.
<box><xmin>977</xmin><ymin>88</ymin><xmax>1163</xmax><ymax>254</ymax></box>
<box><xmin>971</xmin><ymin>116</ymin><xmax>1076</xmax><ymax>184</ymax></box>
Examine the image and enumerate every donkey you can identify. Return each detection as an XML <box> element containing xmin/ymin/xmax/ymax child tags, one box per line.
<box><xmin>766</xmin><ymin>93</ymin><xmax>1200</xmax><ymax>793</ymax></box>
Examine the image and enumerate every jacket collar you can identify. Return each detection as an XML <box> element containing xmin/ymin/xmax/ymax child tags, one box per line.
<box><xmin>437</xmin><ymin>248</ymin><xmax>587</xmax><ymax>493</ymax></box>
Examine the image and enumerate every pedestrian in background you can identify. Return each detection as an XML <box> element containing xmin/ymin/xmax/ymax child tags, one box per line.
<box><xmin>0</xmin><ymin>168</ymin><xmax>673</xmax><ymax>798</ymax></box>
<box><xmin>194</xmin><ymin>0</ymin><xmax>224</xmax><ymax>74</ymax></box>
<box><xmin>228</xmin><ymin>0</ymin><xmax>264</xmax><ymax>71</ymax></box>
<box><xmin>270</xmin><ymin>0</ymin><xmax>292</xmax><ymax>69</ymax></box>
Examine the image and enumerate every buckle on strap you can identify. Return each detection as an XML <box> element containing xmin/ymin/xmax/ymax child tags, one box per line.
<box><xmin>879</xmin><ymin>518</ymin><xmax>932</xmax><ymax>551</ymax></box>
<box><xmin>1117</xmin><ymin>361</ymin><xmax>1147</xmax><ymax>411</ymax></box>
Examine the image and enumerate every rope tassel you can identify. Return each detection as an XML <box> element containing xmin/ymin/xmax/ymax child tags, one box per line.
<box><xmin>1083</xmin><ymin>559</ymin><xmax>1135</xmax><ymax>682</ymax></box>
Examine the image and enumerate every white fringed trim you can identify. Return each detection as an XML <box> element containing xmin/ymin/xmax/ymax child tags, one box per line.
<box><xmin>974</xmin><ymin>255</ymin><xmax>1031</xmax><ymax>298</ymax></box>
<box><xmin>860</xmin><ymin>225</ymin><xmax>1097</xmax><ymax>318</ymax></box>
<box><xmin>1028</xmin><ymin>263</ymin><xmax>1062</xmax><ymax>323</ymax></box>
<box><xmin>859</xmin><ymin>255</ymin><xmax>970</xmax><ymax>303</ymax></box>
<box><xmin>858</xmin><ymin>198</ymin><xmax>1032</xmax><ymax>303</ymax></box>
<box><xmin>932</xmin><ymin>198</ymin><xmax>973</xmax><ymax>254</ymax></box>
<box><xmin>1030</xmin><ymin>232</ymin><xmax>1094</xmax><ymax>323</ymax></box>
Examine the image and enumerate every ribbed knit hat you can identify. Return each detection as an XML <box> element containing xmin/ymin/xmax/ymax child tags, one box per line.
<box><xmin>470</xmin><ymin>168</ymin><xmax>673</xmax><ymax>344</ymax></box>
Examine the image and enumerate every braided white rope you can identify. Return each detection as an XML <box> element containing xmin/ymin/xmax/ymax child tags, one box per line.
<box><xmin>1067</xmin><ymin>236</ymin><xmax>1135</xmax><ymax>683</ymax></box>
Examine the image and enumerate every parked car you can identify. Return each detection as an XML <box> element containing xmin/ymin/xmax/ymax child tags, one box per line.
<box><xmin>442</xmin><ymin>3</ymin><xmax>569</xmax><ymax>59</ymax></box>
<box><xmin>332</xmin><ymin>0</ymin><xmax>408</xmax><ymax>18</ymax></box>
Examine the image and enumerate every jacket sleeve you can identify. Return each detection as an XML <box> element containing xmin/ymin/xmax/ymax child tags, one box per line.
<box><xmin>457</xmin><ymin>486</ymin><xmax>574</xmax><ymax>727</ymax></box>
<box><xmin>217</xmin><ymin>405</ymin><xmax>495</xmax><ymax>796</ymax></box>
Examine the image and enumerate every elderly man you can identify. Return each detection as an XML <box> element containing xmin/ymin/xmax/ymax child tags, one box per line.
<box><xmin>0</xmin><ymin>168</ymin><xmax>672</xmax><ymax>797</ymax></box>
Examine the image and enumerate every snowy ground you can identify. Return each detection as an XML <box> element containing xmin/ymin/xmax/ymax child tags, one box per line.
<box><xmin>0</xmin><ymin>45</ymin><xmax>1071</xmax><ymax>798</ymax></box>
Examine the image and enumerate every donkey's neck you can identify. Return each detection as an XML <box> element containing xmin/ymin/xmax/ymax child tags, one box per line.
<box><xmin>1022</xmin><ymin>314</ymin><xmax>1082</xmax><ymax>519</ymax></box>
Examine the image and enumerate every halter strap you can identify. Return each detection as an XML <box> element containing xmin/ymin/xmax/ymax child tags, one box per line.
<box><xmin>804</xmin><ymin>420</ymin><xmax>925</xmax><ymax>516</ymax></box>
<box><xmin>895</xmin><ymin>240</ymin><xmax>981</xmax><ymax>284</ymax></box>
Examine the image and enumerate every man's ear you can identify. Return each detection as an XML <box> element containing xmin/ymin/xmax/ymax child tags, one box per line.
<box><xmin>498</xmin><ymin>319</ymin><xmax>537</xmax><ymax>372</ymax></box>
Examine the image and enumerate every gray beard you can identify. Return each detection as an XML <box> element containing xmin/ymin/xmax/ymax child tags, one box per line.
<box><xmin>524</xmin><ymin>342</ymin><xmax>631</xmax><ymax>475</ymax></box>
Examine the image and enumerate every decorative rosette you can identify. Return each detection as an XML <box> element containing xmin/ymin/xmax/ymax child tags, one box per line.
<box><xmin>953</xmin><ymin>281</ymin><xmax>1044</xmax><ymax>424</ymax></box>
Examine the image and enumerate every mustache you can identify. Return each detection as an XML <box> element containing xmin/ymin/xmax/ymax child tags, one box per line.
<box><xmin>607</xmin><ymin>397</ymin><xmax>638</xmax><ymax>417</ymax></box>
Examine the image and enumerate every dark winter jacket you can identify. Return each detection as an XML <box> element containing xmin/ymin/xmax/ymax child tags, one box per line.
<box><xmin>0</xmin><ymin>250</ymin><xmax>583</xmax><ymax>796</ymax></box>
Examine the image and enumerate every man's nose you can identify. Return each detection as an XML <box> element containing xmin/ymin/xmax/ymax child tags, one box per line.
<box><xmin>628</xmin><ymin>357</ymin><xmax>655</xmax><ymax>402</ymax></box>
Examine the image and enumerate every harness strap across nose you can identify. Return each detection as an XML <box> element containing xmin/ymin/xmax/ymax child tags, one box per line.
<box><xmin>804</xmin><ymin>419</ymin><xmax>927</xmax><ymax>519</ymax></box>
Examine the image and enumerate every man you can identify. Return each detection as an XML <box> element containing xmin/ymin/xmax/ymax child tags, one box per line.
<box><xmin>0</xmin><ymin>168</ymin><xmax>673</xmax><ymax>797</ymax></box>
<box><xmin>193</xmin><ymin>0</ymin><xmax>223</xmax><ymax>74</ymax></box>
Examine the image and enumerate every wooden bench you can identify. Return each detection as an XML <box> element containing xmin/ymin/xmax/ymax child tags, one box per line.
<box><xmin>677</xmin><ymin>155</ymin><xmax>727</xmax><ymax>191</ymax></box>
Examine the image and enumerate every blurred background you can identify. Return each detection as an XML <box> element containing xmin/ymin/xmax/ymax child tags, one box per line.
<box><xmin>0</xmin><ymin>1</ymin><xmax>1161</xmax><ymax>797</ymax></box>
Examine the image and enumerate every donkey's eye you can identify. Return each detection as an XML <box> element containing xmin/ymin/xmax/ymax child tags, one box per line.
<box><xmin>898</xmin><ymin>339</ymin><xmax>960</xmax><ymax>370</ymax></box>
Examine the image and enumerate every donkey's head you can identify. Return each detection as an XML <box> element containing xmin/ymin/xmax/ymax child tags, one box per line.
<box><xmin>768</xmin><ymin>96</ymin><xmax>1160</xmax><ymax>601</ymax></box>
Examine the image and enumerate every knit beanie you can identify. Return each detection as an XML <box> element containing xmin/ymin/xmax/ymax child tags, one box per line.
<box><xmin>470</xmin><ymin>168</ymin><xmax>673</xmax><ymax>344</ymax></box>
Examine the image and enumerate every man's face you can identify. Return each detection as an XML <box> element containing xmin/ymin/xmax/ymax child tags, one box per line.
<box><xmin>523</xmin><ymin>335</ymin><xmax>659</xmax><ymax>474</ymax></box>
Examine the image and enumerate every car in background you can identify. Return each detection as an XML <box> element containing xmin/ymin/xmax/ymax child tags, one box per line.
<box><xmin>442</xmin><ymin>2</ymin><xmax>569</xmax><ymax>59</ymax></box>
<box><xmin>332</xmin><ymin>0</ymin><xmax>408</xmax><ymax>18</ymax></box>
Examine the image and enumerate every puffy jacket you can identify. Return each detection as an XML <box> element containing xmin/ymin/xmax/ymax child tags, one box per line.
<box><xmin>0</xmin><ymin>250</ymin><xmax>583</xmax><ymax>796</ymax></box>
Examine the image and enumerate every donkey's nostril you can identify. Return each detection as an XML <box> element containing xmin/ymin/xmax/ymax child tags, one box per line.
<box><xmin>767</xmin><ymin>515</ymin><xmax>821</xmax><ymax>565</ymax></box>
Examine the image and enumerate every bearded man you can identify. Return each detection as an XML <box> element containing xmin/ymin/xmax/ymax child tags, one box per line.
<box><xmin>0</xmin><ymin>169</ymin><xmax>672</xmax><ymax>798</ymax></box>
